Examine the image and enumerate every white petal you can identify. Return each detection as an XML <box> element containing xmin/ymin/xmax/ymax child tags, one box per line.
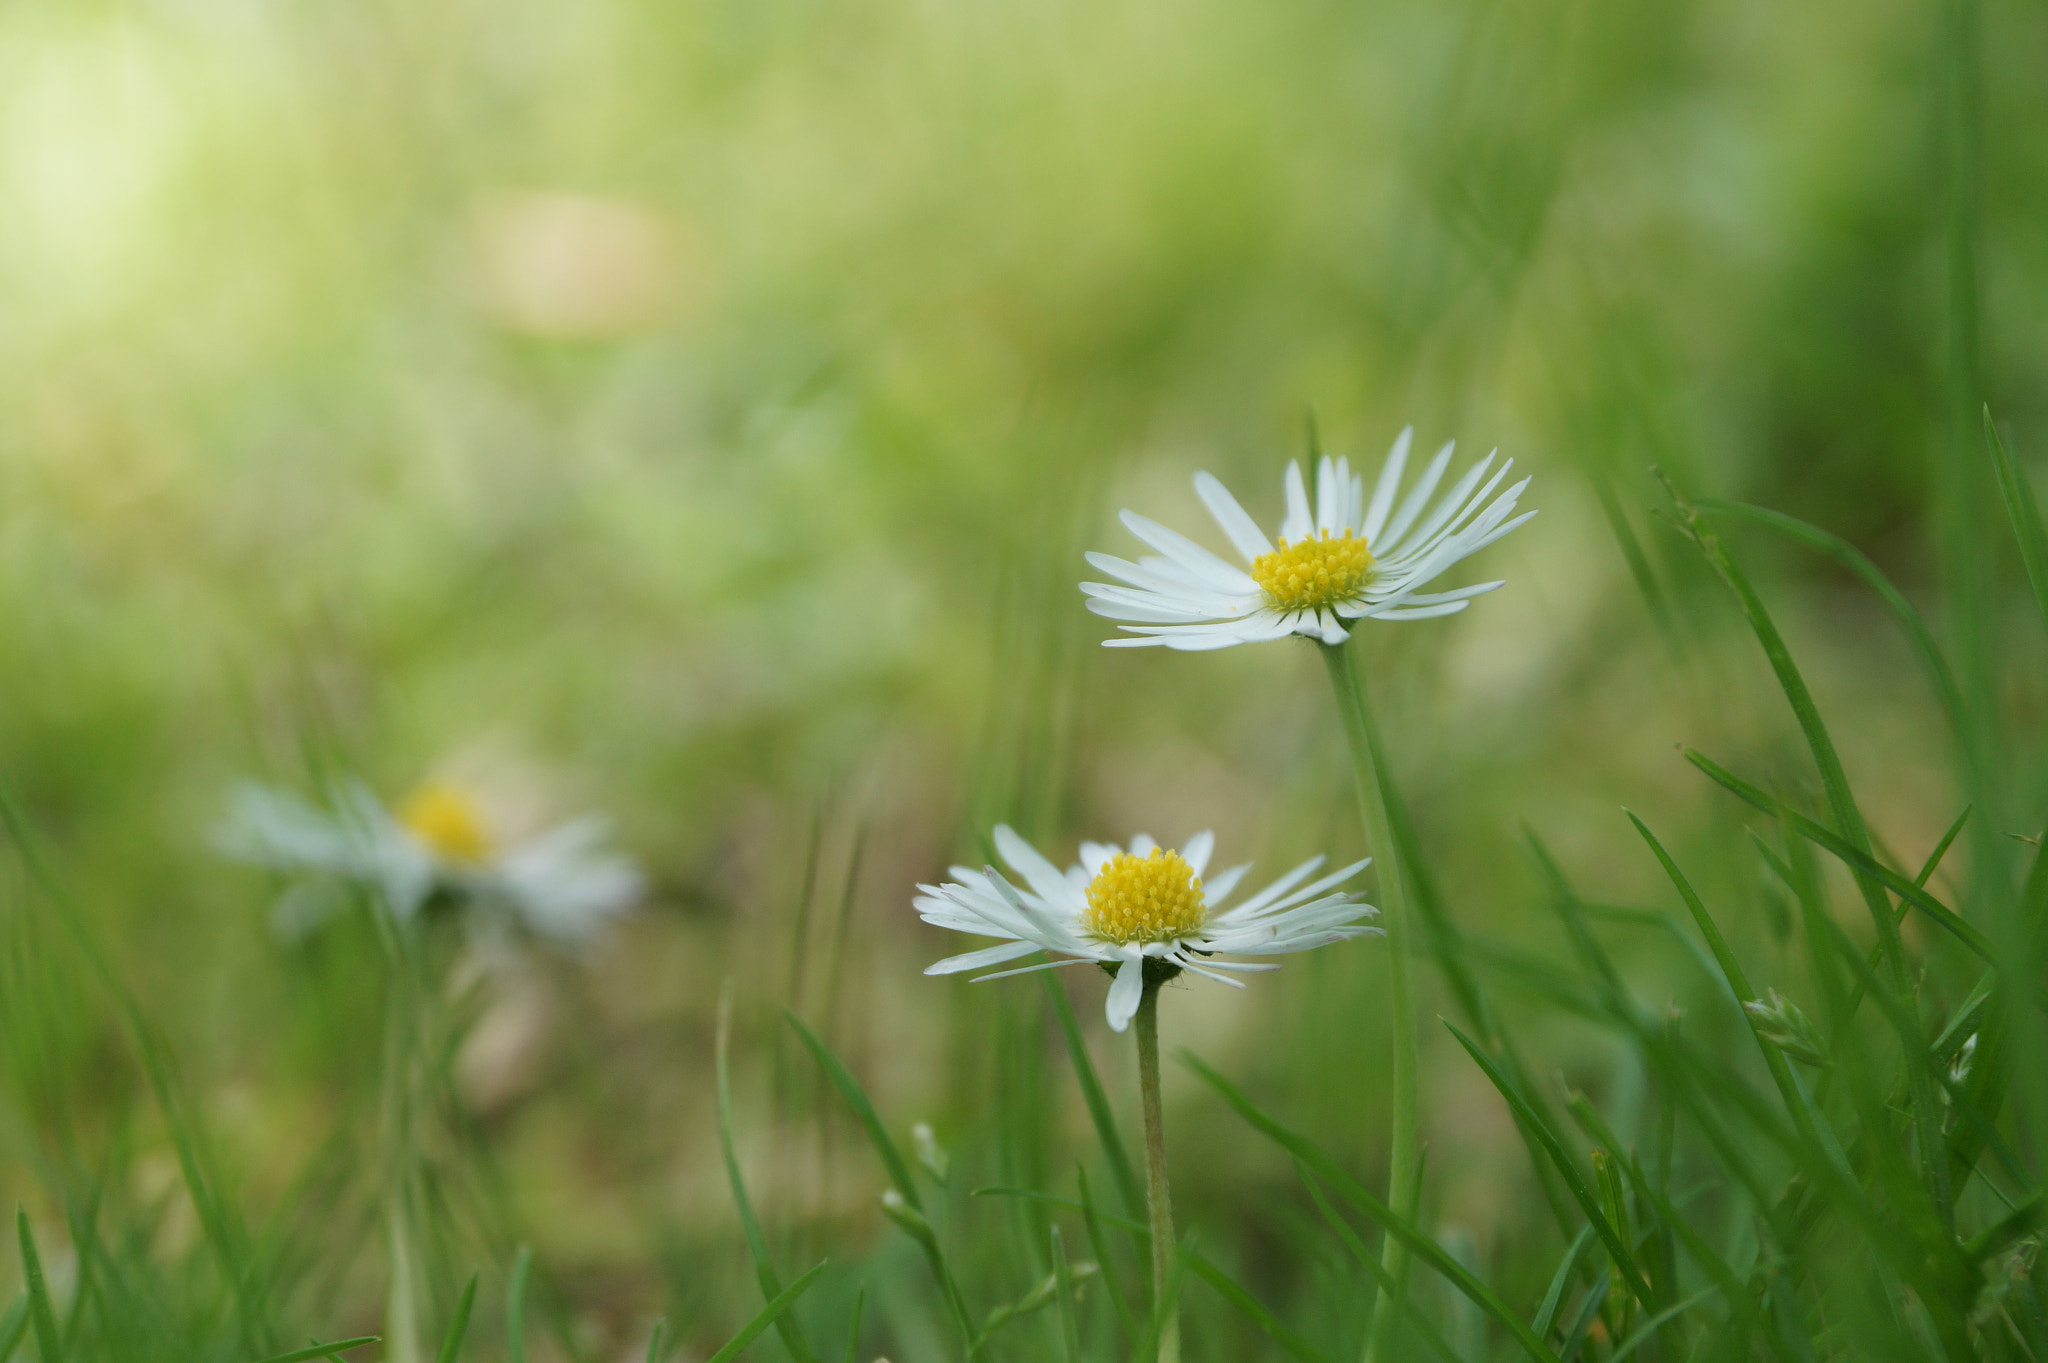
<box><xmin>1202</xmin><ymin>862</ymin><xmax>1252</xmax><ymax>904</ymax></box>
<box><xmin>1181</xmin><ymin>830</ymin><xmax>1215</xmax><ymax>878</ymax></box>
<box><xmin>1193</xmin><ymin>472</ymin><xmax>1274</xmax><ymax>562</ymax></box>
<box><xmin>925</xmin><ymin>940</ymin><xmax>1042</xmax><ymax>974</ymax></box>
<box><xmin>1280</xmin><ymin>462</ymin><xmax>1314</xmax><ymax>543</ymax></box>
<box><xmin>995</xmin><ymin>825</ymin><xmax>1079</xmax><ymax>907</ymax></box>
<box><xmin>1315</xmin><ymin>454</ymin><xmax>1341</xmax><ymax>532</ymax></box>
<box><xmin>1117</xmin><ymin>511</ymin><xmax>1259</xmax><ymax>593</ymax></box>
<box><xmin>1361</xmin><ymin>428</ymin><xmax>1412</xmax><ymax>541</ymax></box>
<box><xmin>972</xmin><ymin>957</ymin><xmax>1099</xmax><ymax>982</ymax></box>
<box><xmin>1377</xmin><ymin>440</ymin><xmax>1455</xmax><ymax>550</ymax></box>
<box><xmin>1104</xmin><ymin>949</ymin><xmax>1146</xmax><ymax>1032</ymax></box>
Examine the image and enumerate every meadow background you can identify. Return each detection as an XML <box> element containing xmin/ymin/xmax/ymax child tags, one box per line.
<box><xmin>4</xmin><ymin>0</ymin><xmax>2048</xmax><ymax>1356</ymax></box>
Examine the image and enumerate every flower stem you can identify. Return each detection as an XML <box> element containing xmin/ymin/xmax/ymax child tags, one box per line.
<box><xmin>1134</xmin><ymin>974</ymin><xmax>1180</xmax><ymax>1363</ymax></box>
<box><xmin>1320</xmin><ymin>640</ymin><xmax>1419</xmax><ymax>1363</ymax></box>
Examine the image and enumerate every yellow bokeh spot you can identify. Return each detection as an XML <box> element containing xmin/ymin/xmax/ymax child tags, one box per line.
<box><xmin>1250</xmin><ymin>530</ymin><xmax>1373</xmax><ymax>613</ymax></box>
<box><xmin>1083</xmin><ymin>847</ymin><xmax>1206</xmax><ymax>945</ymax></box>
<box><xmin>398</xmin><ymin>782</ymin><xmax>491</xmax><ymax>863</ymax></box>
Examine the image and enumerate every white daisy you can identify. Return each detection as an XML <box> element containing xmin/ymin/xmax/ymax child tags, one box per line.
<box><xmin>916</xmin><ymin>825</ymin><xmax>1381</xmax><ymax>1031</ymax></box>
<box><xmin>216</xmin><ymin>778</ymin><xmax>641</xmax><ymax>945</ymax></box>
<box><xmin>1081</xmin><ymin>429</ymin><xmax>1536</xmax><ymax>649</ymax></box>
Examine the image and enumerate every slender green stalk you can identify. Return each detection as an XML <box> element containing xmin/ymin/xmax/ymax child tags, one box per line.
<box><xmin>1319</xmin><ymin>641</ymin><xmax>1418</xmax><ymax>1363</ymax></box>
<box><xmin>1133</xmin><ymin>977</ymin><xmax>1179</xmax><ymax>1363</ymax></box>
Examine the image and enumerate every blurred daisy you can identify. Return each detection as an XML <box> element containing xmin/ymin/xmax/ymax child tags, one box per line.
<box><xmin>1081</xmin><ymin>429</ymin><xmax>1535</xmax><ymax>649</ymax></box>
<box><xmin>916</xmin><ymin>826</ymin><xmax>1379</xmax><ymax>1031</ymax></box>
<box><xmin>216</xmin><ymin>778</ymin><xmax>641</xmax><ymax>945</ymax></box>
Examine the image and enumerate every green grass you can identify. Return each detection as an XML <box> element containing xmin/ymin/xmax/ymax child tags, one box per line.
<box><xmin>4</xmin><ymin>0</ymin><xmax>2048</xmax><ymax>1355</ymax></box>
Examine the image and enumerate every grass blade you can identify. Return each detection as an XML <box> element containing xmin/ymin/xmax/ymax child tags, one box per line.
<box><xmin>16</xmin><ymin>1211</ymin><xmax>61</xmax><ymax>1363</ymax></box>
<box><xmin>1695</xmin><ymin>499</ymin><xmax>1967</xmax><ymax>750</ymax></box>
<box><xmin>718</xmin><ymin>995</ymin><xmax>820</xmax><ymax>1363</ymax></box>
<box><xmin>1667</xmin><ymin>481</ymin><xmax>1955</xmax><ymax>1232</ymax></box>
<box><xmin>506</xmin><ymin>1245</ymin><xmax>531</xmax><ymax>1363</ymax></box>
<box><xmin>1629</xmin><ymin>813</ymin><xmax>1826</xmax><ymax>1151</ymax></box>
<box><xmin>1294</xmin><ymin>1165</ymin><xmax>1463</xmax><ymax>1363</ymax></box>
<box><xmin>1049</xmin><ymin>1226</ymin><xmax>1081</xmax><ymax>1363</ymax></box>
<box><xmin>706</xmin><ymin>1261</ymin><xmax>828</xmax><ymax>1363</ymax></box>
<box><xmin>1040</xmin><ymin>971</ymin><xmax>1143</xmax><ymax>1219</ymax></box>
<box><xmin>1685</xmin><ymin>750</ymin><xmax>1995</xmax><ymax>963</ymax></box>
<box><xmin>1186</xmin><ymin>1255</ymin><xmax>1334</xmax><ymax>1363</ymax></box>
<box><xmin>1075</xmin><ymin>1166</ymin><xmax>1137</xmax><ymax>1335</ymax></box>
<box><xmin>783</xmin><ymin>1010</ymin><xmax>921</xmax><ymax>1211</ymax></box>
<box><xmin>433</xmin><ymin>1274</ymin><xmax>477</xmax><ymax>1363</ymax></box>
<box><xmin>1983</xmin><ymin>409</ymin><xmax>2048</xmax><ymax>637</ymax></box>
<box><xmin>249</xmin><ymin>1341</ymin><xmax>380</xmax><ymax>1363</ymax></box>
<box><xmin>1182</xmin><ymin>1052</ymin><xmax>1563</xmax><ymax>1363</ymax></box>
<box><xmin>841</xmin><ymin>1288</ymin><xmax>864</xmax><ymax>1363</ymax></box>
<box><xmin>1532</xmin><ymin>1226</ymin><xmax>1595</xmax><ymax>1339</ymax></box>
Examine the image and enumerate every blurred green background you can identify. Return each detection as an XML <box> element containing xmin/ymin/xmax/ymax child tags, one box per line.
<box><xmin>4</xmin><ymin>0</ymin><xmax>2048</xmax><ymax>1355</ymax></box>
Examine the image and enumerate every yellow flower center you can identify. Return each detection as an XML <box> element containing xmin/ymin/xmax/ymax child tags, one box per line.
<box><xmin>398</xmin><ymin>782</ymin><xmax>491</xmax><ymax>863</ymax></box>
<box><xmin>1250</xmin><ymin>530</ymin><xmax>1374</xmax><ymax>613</ymax></box>
<box><xmin>1083</xmin><ymin>847</ymin><xmax>1206</xmax><ymax>945</ymax></box>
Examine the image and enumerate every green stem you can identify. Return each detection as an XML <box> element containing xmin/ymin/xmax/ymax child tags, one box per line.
<box><xmin>1320</xmin><ymin>641</ymin><xmax>1419</xmax><ymax>1363</ymax></box>
<box><xmin>1134</xmin><ymin>977</ymin><xmax>1180</xmax><ymax>1363</ymax></box>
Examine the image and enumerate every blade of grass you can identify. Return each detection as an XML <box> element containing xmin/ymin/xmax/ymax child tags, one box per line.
<box><xmin>783</xmin><ymin>1011</ymin><xmax>921</xmax><ymax>1211</ymax></box>
<box><xmin>842</xmin><ymin>1288</ymin><xmax>864</xmax><ymax>1363</ymax></box>
<box><xmin>1181</xmin><ymin>1052</ymin><xmax>1563</xmax><ymax>1363</ymax></box>
<box><xmin>1050</xmin><ymin>1227</ymin><xmax>1082</xmax><ymax>1363</ymax></box>
<box><xmin>1668</xmin><ymin>479</ymin><xmax>1954</xmax><ymax>1228</ymax></box>
<box><xmin>1185</xmin><ymin>1255</ymin><xmax>1334</xmax><ymax>1363</ymax></box>
<box><xmin>717</xmin><ymin>994</ymin><xmax>820</xmax><ymax>1363</ymax></box>
<box><xmin>1685</xmin><ymin>751</ymin><xmax>1995</xmax><ymax>963</ymax></box>
<box><xmin>1041</xmin><ymin>971</ymin><xmax>1143</xmax><ymax>1220</ymax></box>
<box><xmin>1983</xmin><ymin>410</ymin><xmax>2048</xmax><ymax>638</ymax></box>
<box><xmin>788</xmin><ymin>1012</ymin><xmax>976</xmax><ymax>1352</ymax></box>
<box><xmin>1440</xmin><ymin>1024</ymin><xmax>1653</xmax><ymax>1309</ymax></box>
<box><xmin>1629</xmin><ymin>814</ymin><xmax>1825</xmax><ymax>1152</ymax></box>
<box><xmin>16</xmin><ymin>1210</ymin><xmax>61</xmax><ymax>1363</ymax></box>
<box><xmin>645</xmin><ymin>1319</ymin><xmax>667</xmax><ymax>1363</ymax></box>
<box><xmin>1293</xmin><ymin>1165</ymin><xmax>1463</xmax><ymax>1363</ymax></box>
<box><xmin>250</xmin><ymin>1341</ymin><xmax>381</xmax><ymax>1363</ymax></box>
<box><xmin>0</xmin><ymin>1299</ymin><xmax>26</xmax><ymax>1363</ymax></box>
<box><xmin>0</xmin><ymin>789</ymin><xmax>267</xmax><ymax>1350</ymax></box>
<box><xmin>506</xmin><ymin>1245</ymin><xmax>531</xmax><ymax>1363</ymax></box>
<box><xmin>434</xmin><ymin>1275</ymin><xmax>477</xmax><ymax>1363</ymax></box>
<box><xmin>1561</xmin><ymin>1090</ymin><xmax>1772</xmax><ymax>1349</ymax></box>
<box><xmin>1533</xmin><ymin>1226</ymin><xmax>1595</xmax><ymax>1340</ymax></box>
<box><xmin>706</xmin><ymin>1261</ymin><xmax>828</xmax><ymax>1363</ymax></box>
<box><xmin>1077</xmin><ymin>1167</ymin><xmax>1138</xmax><ymax>1336</ymax></box>
<box><xmin>1694</xmin><ymin>500</ymin><xmax>1967</xmax><ymax>752</ymax></box>
<box><xmin>1607</xmin><ymin>1290</ymin><xmax>1717</xmax><ymax>1363</ymax></box>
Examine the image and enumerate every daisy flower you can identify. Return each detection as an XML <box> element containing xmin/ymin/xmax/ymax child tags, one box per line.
<box><xmin>1081</xmin><ymin>428</ymin><xmax>1535</xmax><ymax>649</ymax></box>
<box><xmin>216</xmin><ymin>777</ymin><xmax>641</xmax><ymax>945</ymax></box>
<box><xmin>915</xmin><ymin>825</ymin><xmax>1379</xmax><ymax>1031</ymax></box>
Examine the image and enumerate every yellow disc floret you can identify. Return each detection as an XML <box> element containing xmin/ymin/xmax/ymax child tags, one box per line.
<box><xmin>1250</xmin><ymin>530</ymin><xmax>1374</xmax><ymax>613</ymax></box>
<box><xmin>1084</xmin><ymin>847</ymin><xmax>1207</xmax><ymax>945</ymax></box>
<box><xmin>398</xmin><ymin>782</ymin><xmax>491</xmax><ymax>863</ymax></box>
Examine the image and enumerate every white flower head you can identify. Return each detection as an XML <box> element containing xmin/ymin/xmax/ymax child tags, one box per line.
<box><xmin>1081</xmin><ymin>428</ymin><xmax>1535</xmax><ymax>649</ymax></box>
<box><xmin>916</xmin><ymin>825</ymin><xmax>1381</xmax><ymax>1031</ymax></box>
<box><xmin>215</xmin><ymin>778</ymin><xmax>641</xmax><ymax>945</ymax></box>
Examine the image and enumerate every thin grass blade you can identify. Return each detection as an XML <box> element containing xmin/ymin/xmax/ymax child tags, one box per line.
<box><xmin>433</xmin><ymin>1274</ymin><xmax>477</xmax><ymax>1363</ymax></box>
<box><xmin>705</xmin><ymin>1261</ymin><xmax>828</xmax><ymax>1363</ymax></box>
<box><xmin>16</xmin><ymin>1211</ymin><xmax>61</xmax><ymax>1363</ymax></box>
<box><xmin>1182</xmin><ymin>1053</ymin><xmax>1563</xmax><ymax>1363</ymax></box>
<box><xmin>248</xmin><ymin>1341</ymin><xmax>381</xmax><ymax>1363</ymax></box>
<box><xmin>1041</xmin><ymin>971</ymin><xmax>1143</xmax><ymax>1219</ymax></box>
<box><xmin>783</xmin><ymin>1010</ymin><xmax>921</xmax><ymax>1211</ymax></box>
<box><xmin>718</xmin><ymin>995</ymin><xmax>820</xmax><ymax>1363</ymax></box>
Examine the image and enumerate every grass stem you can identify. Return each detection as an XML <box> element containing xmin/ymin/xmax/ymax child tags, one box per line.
<box><xmin>1134</xmin><ymin>976</ymin><xmax>1180</xmax><ymax>1363</ymax></box>
<box><xmin>1319</xmin><ymin>640</ymin><xmax>1418</xmax><ymax>1363</ymax></box>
